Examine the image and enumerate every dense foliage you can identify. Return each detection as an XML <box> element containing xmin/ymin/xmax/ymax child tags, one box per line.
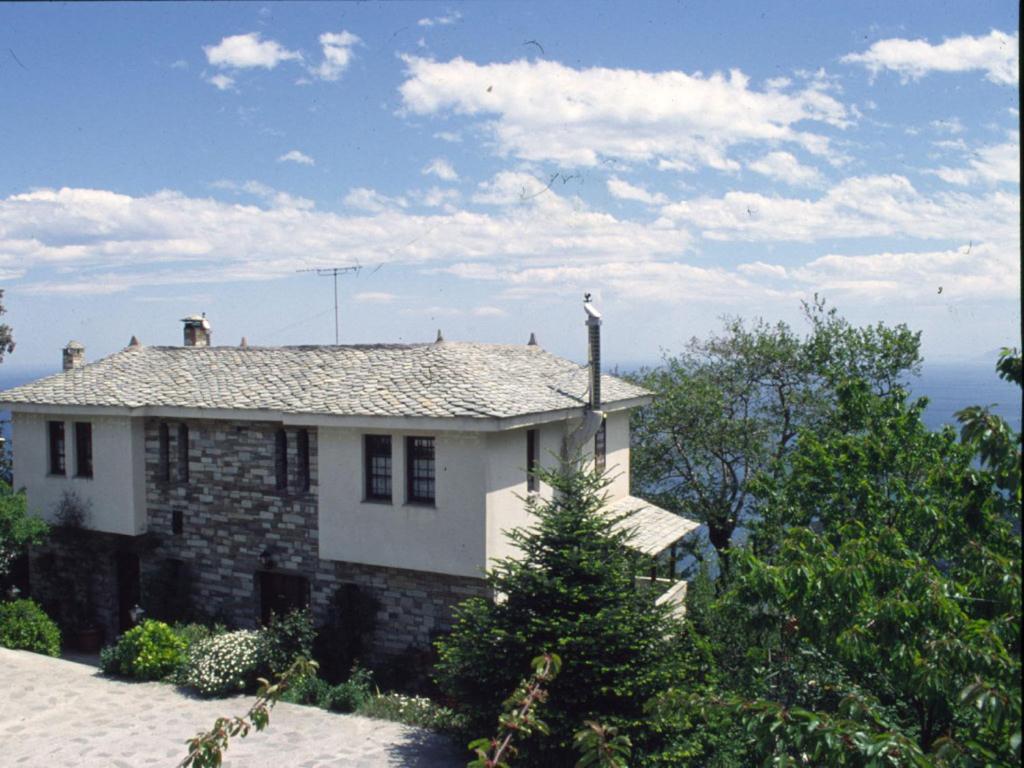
<box><xmin>434</xmin><ymin>464</ymin><xmax>689</xmax><ymax>766</ymax></box>
<box><xmin>262</xmin><ymin>608</ymin><xmax>315</xmax><ymax>676</ymax></box>
<box><xmin>0</xmin><ymin>482</ymin><xmax>47</xmax><ymax>579</ymax></box>
<box><xmin>630</xmin><ymin>298</ymin><xmax>921</xmax><ymax>557</ymax></box>
<box><xmin>99</xmin><ymin>619</ymin><xmax>188</xmax><ymax>680</ymax></box>
<box><xmin>280</xmin><ymin>663</ymin><xmax>374</xmax><ymax>713</ymax></box>
<box><xmin>0</xmin><ymin>598</ymin><xmax>61</xmax><ymax>656</ymax></box>
<box><xmin>651</xmin><ymin>357</ymin><xmax>1021</xmax><ymax>766</ymax></box>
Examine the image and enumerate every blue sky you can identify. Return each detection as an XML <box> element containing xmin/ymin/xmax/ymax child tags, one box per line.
<box><xmin>0</xmin><ymin>1</ymin><xmax>1019</xmax><ymax>371</ymax></box>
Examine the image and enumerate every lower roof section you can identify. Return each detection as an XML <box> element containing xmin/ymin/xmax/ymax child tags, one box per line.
<box><xmin>608</xmin><ymin>495</ymin><xmax>701</xmax><ymax>556</ymax></box>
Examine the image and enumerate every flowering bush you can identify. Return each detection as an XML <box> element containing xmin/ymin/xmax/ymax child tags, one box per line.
<box><xmin>0</xmin><ymin>598</ymin><xmax>60</xmax><ymax>657</ymax></box>
<box><xmin>100</xmin><ymin>619</ymin><xmax>187</xmax><ymax>680</ymax></box>
<box><xmin>358</xmin><ymin>692</ymin><xmax>464</xmax><ymax>732</ymax></box>
<box><xmin>181</xmin><ymin>630</ymin><xmax>268</xmax><ymax>697</ymax></box>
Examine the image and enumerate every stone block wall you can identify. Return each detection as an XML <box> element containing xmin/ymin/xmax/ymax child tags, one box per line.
<box><xmin>141</xmin><ymin>417</ymin><xmax>487</xmax><ymax>660</ymax></box>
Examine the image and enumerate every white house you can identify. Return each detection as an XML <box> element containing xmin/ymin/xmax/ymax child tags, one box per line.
<box><xmin>0</xmin><ymin>302</ymin><xmax>696</xmax><ymax>657</ymax></box>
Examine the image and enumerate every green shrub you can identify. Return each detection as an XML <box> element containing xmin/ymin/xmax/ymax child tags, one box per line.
<box><xmin>357</xmin><ymin>692</ymin><xmax>464</xmax><ymax>732</ymax></box>
<box><xmin>0</xmin><ymin>598</ymin><xmax>60</xmax><ymax>657</ymax></box>
<box><xmin>324</xmin><ymin>664</ymin><xmax>374</xmax><ymax>713</ymax></box>
<box><xmin>281</xmin><ymin>673</ymin><xmax>332</xmax><ymax>707</ymax></box>
<box><xmin>180</xmin><ymin>629</ymin><xmax>268</xmax><ymax>697</ymax></box>
<box><xmin>263</xmin><ymin>608</ymin><xmax>315</xmax><ymax>676</ymax></box>
<box><xmin>171</xmin><ymin>621</ymin><xmax>227</xmax><ymax>648</ymax></box>
<box><xmin>99</xmin><ymin>619</ymin><xmax>187</xmax><ymax>680</ymax></box>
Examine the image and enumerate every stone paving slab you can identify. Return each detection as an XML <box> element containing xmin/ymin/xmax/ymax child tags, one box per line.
<box><xmin>0</xmin><ymin>648</ymin><xmax>464</xmax><ymax>767</ymax></box>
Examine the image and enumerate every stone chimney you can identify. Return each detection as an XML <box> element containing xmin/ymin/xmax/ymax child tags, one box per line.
<box><xmin>62</xmin><ymin>341</ymin><xmax>85</xmax><ymax>371</ymax></box>
<box><xmin>583</xmin><ymin>295</ymin><xmax>602</xmax><ymax>410</ymax></box>
<box><xmin>182</xmin><ymin>314</ymin><xmax>211</xmax><ymax>347</ymax></box>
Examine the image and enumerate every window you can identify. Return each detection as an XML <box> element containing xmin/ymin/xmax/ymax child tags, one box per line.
<box><xmin>158</xmin><ymin>423</ymin><xmax>170</xmax><ymax>482</ymax></box>
<box><xmin>526</xmin><ymin>429</ymin><xmax>539</xmax><ymax>492</ymax></box>
<box><xmin>275</xmin><ymin>429</ymin><xmax>288</xmax><ymax>491</ymax></box>
<box><xmin>48</xmin><ymin>421</ymin><xmax>65</xmax><ymax>475</ymax></box>
<box><xmin>364</xmin><ymin>435</ymin><xmax>392</xmax><ymax>502</ymax></box>
<box><xmin>74</xmin><ymin>422</ymin><xmax>93</xmax><ymax>478</ymax></box>
<box><xmin>297</xmin><ymin>429</ymin><xmax>310</xmax><ymax>493</ymax></box>
<box><xmin>177</xmin><ymin>424</ymin><xmax>190</xmax><ymax>483</ymax></box>
<box><xmin>171</xmin><ymin>509</ymin><xmax>183</xmax><ymax>535</ymax></box>
<box><xmin>594</xmin><ymin>419</ymin><xmax>607</xmax><ymax>474</ymax></box>
<box><xmin>406</xmin><ymin>436</ymin><xmax>435</xmax><ymax>505</ymax></box>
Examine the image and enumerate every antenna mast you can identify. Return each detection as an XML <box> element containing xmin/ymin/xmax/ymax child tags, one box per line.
<box><xmin>296</xmin><ymin>265</ymin><xmax>361</xmax><ymax>344</ymax></box>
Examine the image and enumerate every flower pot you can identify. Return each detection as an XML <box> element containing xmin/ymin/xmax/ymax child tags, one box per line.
<box><xmin>74</xmin><ymin>626</ymin><xmax>103</xmax><ymax>653</ymax></box>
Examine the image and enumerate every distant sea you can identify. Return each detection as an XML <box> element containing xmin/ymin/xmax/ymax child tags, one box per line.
<box><xmin>0</xmin><ymin>361</ymin><xmax>1020</xmax><ymax>441</ymax></box>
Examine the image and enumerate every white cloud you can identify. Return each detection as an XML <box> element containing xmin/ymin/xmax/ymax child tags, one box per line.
<box><xmin>211</xmin><ymin>179</ymin><xmax>315</xmax><ymax>210</ymax></box>
<box><xmin>418</xmin><ymin>11</ymin><xmax>461</xmax><ymax>27</ymax></box>
<box><xmin>204</xmin><ymin>32</ymin><xmax>301</xmax><ymax>70</ymax></box>
<box><xmin>342</xmin><ymin>187</ymin><xmax>408</xmax><ymax>213</ymax></box>
<box><xmin>354</xmin><ymin>292</ymin><xmax>396</xmax><ymax>303</ymax></box>
<box><xmin>416</xmin><ymin>186</ymin><xmax>460</xmax><ymax>209</ymax></box>
<box><xmin>471</xmin><ymin>306</ymin><xmax>506</xmax><ymax>317</ymax></box>
<box><xmin>206</xmin><ymin>73</ymin><xmax>236</xmax><ymax>91</ymax></box>
<box><xmin>660</xmin><ymin>174</ymin><xmax>1020</xmax><ymax>243</ymax></box>
<box><xmin>277</xmin><ymin>149</ymin><xmax>315</xmax><ymax>166</ymax></box>
<box><xmin>747</xmin><ymin>151</ymin><xmax>823</xmax><ymax>186</ymax></box>
<box><xmin>930</xmin><ymin>117</ymin><xmax>965</xmax><ymax>134</ymax></box>
<box><xmin>930</xmin><ymin>135</ymin><xmax>1020</xmax><ymax>186</ymax></box>
<box><xmin>737</xmin><ymin>261</ymin><xmax>788</xmax><ymax>279</ymax></box>
<box><xmin>170</xmin><ymin>59</ymin><xmax>188</xmax><ymax>70</ymax></box>
<box><xmin>842</xmin><ymin>30</ymin><xmax>1018</xmax><ymax>85</ymax></box>
<box><xmin>0</xmin><ymin>184</ymin><xmax>691</xmax><ymax>297</ymax></box>
<box><xmin>421</xmin><ymin>157</ymin><xmax>459</xmax><ymax>181</ymax></box>
<box><xmin>311</xmin><ymin>31</ymin><xmax>359</xmax><ymax>81</ymax></box>
<box><xmin>791</xmin><ymin>242</ymin><xmax>1019</xmax><ymax>299</ymax></box>
<box><xmin>434</xmin><ymin>131</ymin><xmax>462</xmax><ymax>143</ymax></box>
<box><xmin>607</xmin><ymin>177</ymin><xmax>668</xmax><ymax>205</ymax></box>
<box><xmin>399</xmin><ymin>56</ymin><xmax>850</xmax><ymax>171</ymax></box>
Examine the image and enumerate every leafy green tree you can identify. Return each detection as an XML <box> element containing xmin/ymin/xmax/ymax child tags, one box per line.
<box><xmin>654</xmin><ymin>374</ymin><xmax>1021</xmax><ymax>766</ymax></box>
<box><xmin>630</xmin><ymin>298</ymin><xmax>921</xmax><ymax>557</ymax></box>
<box><xmin>434</xmin><ymin>464</ymin><xmax>689</xmax><ymax>766</ymax></box>
<box><xmin>0</xmin><ymin>289</ymin><xmax>14</xmax><ymax>363</ymax></box>
<box><xmin>0</xmin><ymin>482</ymin><xmax>47</xmax><ymax>579</ymax></box>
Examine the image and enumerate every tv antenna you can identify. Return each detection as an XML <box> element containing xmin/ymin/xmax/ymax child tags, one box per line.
<box><xmin>296</xmin><ymin>265</ymin><xmax>361</xmax><ymax>344</ymax></box>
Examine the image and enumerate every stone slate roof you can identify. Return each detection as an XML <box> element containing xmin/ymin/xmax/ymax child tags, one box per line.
<box><xmin>609</xmin><ymin>495</ymin><xmax>700</xmax><ymax>555</ymax></box>
<box><xmin>0</xmin><ymin>342</ymin><xmax>650</xmax><ymax>421</ymax></box>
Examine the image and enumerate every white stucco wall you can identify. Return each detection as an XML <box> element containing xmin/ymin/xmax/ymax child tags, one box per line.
<box><xmin>317</xmin><ymin>428</ymin><xmax>488</xmax><ymax>579</ymax></box>
<box><xmin>602</xmin><ymin>410</ymin><xmax>631</xmax><ymax>500</ymax></box>
<box><xmin>10</xmin><ymin>412</ymin><xmax>147</xmax><ymax>535</ymax></box>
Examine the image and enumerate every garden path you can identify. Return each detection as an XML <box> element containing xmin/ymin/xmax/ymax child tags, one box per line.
<box><xmin>0</xmin><ymin>648</ymin><xmax>463</xmax><ymax>767</ymax></box>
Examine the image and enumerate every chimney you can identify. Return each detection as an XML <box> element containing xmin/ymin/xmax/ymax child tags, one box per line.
<box><xmin>182</xmin><ymin>313</ymin><xmax>212</xmax><ymax>347</ymax></box>
<box><xmin>528</xmin><ymin>332</ymin><xmax>538</xmax><ymax>346</ymax></box>
<box><xmin>62</xmin><ymin>341</ymin><xmax>85</xmax><ymax>371</ymax></box>
<box><xmin>583</xmin><ymin>295</ymin><xmax>601</xmax><ymax>410</ymax></box>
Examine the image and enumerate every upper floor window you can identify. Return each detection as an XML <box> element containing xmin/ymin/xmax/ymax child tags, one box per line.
<box><xmin>406</xmin><ymin>436</ymin><xmax>435</xmax><ymax>505</ymax></box>
<box><xmin>527</xmin><ymin>429</ymin><xmax>539</xmax><ymax>493</ymax></box>
<box><xmin>177</xmin><ymin>424</ymin><xmax>190</xmax><ymax>483</ymax></box>
<box><xmin>158</xmin><ymin>423</ymin><xmax>170</xmax><ymax>482</ymax></box>
<box><xmin>594</xmin><ymin>420</ymin><xmax>607</xmax><ymax>475</ymax></box>
<box><xmin>297</xmin><ymin>429</ymin><xmax>310</xmax><ymax>493</ymax></box>
<box><xmin>48</xmin><ymin>421</ymin><xmax>65</xmax><ymax>475</ymax></box>
<box><xmin>74</xmin><ymin>422</ymin><xmax>93</xmax><ymax>478</ymax></box>
<box><xmin>275</xmin><ymin>429</ymin><xmax>288</xmax><ymax>491</ymax></box>
<box><xmin>365</xmin><ymin>435</ymin><xmax>392</xmax><ymax>502</ymax></box>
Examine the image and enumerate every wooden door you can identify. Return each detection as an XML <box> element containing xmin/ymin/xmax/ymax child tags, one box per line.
<box><xmin>258</xmin><ymin>571</ymin><xmax>310</xmax><ymax>625</ymax></box>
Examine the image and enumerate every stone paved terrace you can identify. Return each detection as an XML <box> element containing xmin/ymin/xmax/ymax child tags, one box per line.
<box><xmin>0</xmin><ymin>648</ymin><xmax>463</xmax><ymax>767</ymax></box>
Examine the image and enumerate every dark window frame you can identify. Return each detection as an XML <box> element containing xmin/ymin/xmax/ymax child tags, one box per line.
<box><xmin>177</xmin><ymin>423</ymin><xmax>190</xmax><ymax>483</ymax></box>
<box><xmin>158</xmin><ymin>423</ymin><xmax>170</xmax><ymax>482</ymax></box>
<box><xmin>364</xmin><ymin>435</ymin><xmax>392</xmax><ymax>502</ymax></box>
<box><xmin>275</xmin><ymin>429</ymin><xmax>288</xmax><ymax>491</ymax></box>
<box><xmin>594</xmin><ymin>419</ymin><xmax>607</xmax><ymax>474</ymax></box>
<box><xmin>406</xmin><ymin>436</ymin><xmax>436</xmax><ymax>505</ymax></box>
<box><xmin>74</xmin><ymin>421</ymin><xmax>93</xmax><ymax>478</ymax></box>
<box><xmin>526</xmin><ymin>428</ymin><xmax>539</xmax><ymax>493</ymax></box>
<box><xmin>47</xmin><ymin>421</ymin><xmax>66</xmax><ymax>476</ymax></box>
<box><xmin>297</xmin><ymin>429</ymin><xmax>310</xmax><ymax>493</ymax></box>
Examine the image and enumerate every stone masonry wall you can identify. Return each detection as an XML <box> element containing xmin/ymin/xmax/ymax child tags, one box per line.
<box><xmin>142</xmin><ymin>418</ymin><xmax>487</xmax><ymax>660</ymax></box>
